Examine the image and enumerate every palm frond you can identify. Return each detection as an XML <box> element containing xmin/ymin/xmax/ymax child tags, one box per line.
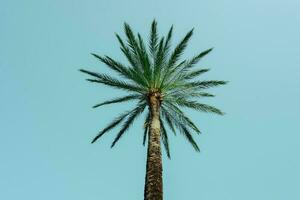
<box><xmin>143</xmin><ymin>110</ymin><xmax>150</xmax><ymax>146</ymax></box>
<box><xmin>160</xmin><ymin>60</ymin><xmax>186</xmax><ymax>88</ymax></box>
<box><xmin>93</xmin><ymin>94</ymin><xmax>142</xmax><ymax>108</ymax></box>
<box><xmin>168</xmin><ymin>29</ymin><xmax>193</xmax><ymax>68</ymax></box>
<box><xmin>161</xmin><ymin>48</ymin><xmax>213</xmax><ymax>87</ymax></box>
<box><xmin>181</xmin><ymin>126</ymin><xmax>200</xmax><ymax>152</ymax></box>
<box><xmin>166</xmin><ymin>80</ymin><xmax>227</xmax><ymax>93</ymax></box>
<box><xmin>162</xmin><ymin>102</ymin><xmax>201</xmax><ymax>134</ymax></box>
<box><xmin>187</xmin><ymin>92</ymin><xmax>215</xmax><ymax>98</ymax></box>
<box><xmin>160</xmin><ymin>119</ymin><xmax>171</xmax><ymax>158</ymax></box>
<box><xmin>143</xmin><ymin>126</ymin><xmax>149</xmax><ymax>146</ymax></box>
<box><xmin>160</xmin><ymin>107</ymin><xmax>200</xmax><ymax>152</ymax></box>
<box><xmin>149</xmin><ymin>20</ymin><xmax>159</xmax><ymax>58</ymax></box>
<box><xmin>115</xmin><ymin>33</ymin><xmax>139</xmax><ymax>69</ymax></box>
<box><xmin>124</xmin><ymin>23</ymin><xmax>140</xmax><ymax>55</ymax></box>
<box><xmin>115</xmin><ymin>33</ymin><xmax>151</xmax><ymax>88</ymax></box>
<box><xmin>186</xmin><ymin>80</ymin><xmax>228</xmax><ymax>89</ymax></box>
<box><xmin>161</xmin><ymin>108</ymin><xmax>176</xmax><ymax>135</ymax></box>
<box><xmin>164</xmin><ymin>91</ymin><xmax>215</xmax><ymax>100</ymax></box>
<box><xmin>91</xmin><ymin>111</ymin><xmax>131</xmax><ymax>143</ymax></box>
<box><xmin>137</xmin><ymin>33</ymin><xmax>152</xmax><ymax>82</ymax></box>
<box><xmin>160</xmin><ymin>29</ymin><xmax>194</xmax><ymax>87</ymax></box>
<box><xmin>111</xmin><ymin>103</ymin><xmax>146</xmax><ymax>147</ymax></box>
<box><xmin>173</xmin><ymin>98</ymin><xmax>224</xmax><ymax>115</ymax></box>
<box><xmin>183</xmin><ymin>68</ymin><xmax>210</xmax><ymax>80</ymax></box>
<box><xmin>123</xmin><ymin>23</ymin><xmax>155</xmax><ymax>87</ymax></box>
<box><xmin>79</xmin><ymin>69</ymin><xmax>146</xmax><ymax>93</ymax></box>
<box><xmin>92</xmin><ymin>53</ymin><xmax>146</xmax><ymax>86</ymax></box>
<box><xmin>153</xmin><ymin>37</ymin><xmax>166</xmax><ymax>87</ymax></box>
<box><xmin>163</xmin><ymin>25</ymin><xmax>173</xmax><ymax>56</ymax></box>
<box><xmin>183</xmin><ymin>48</ymin><xmax>213</xmax><ymax>69</ymax></box>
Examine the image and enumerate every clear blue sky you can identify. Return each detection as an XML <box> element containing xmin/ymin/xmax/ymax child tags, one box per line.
<box><xmin>1</xmin><ymin>0</ymin><xmax>300</xmax><ymax>199</ymax></box>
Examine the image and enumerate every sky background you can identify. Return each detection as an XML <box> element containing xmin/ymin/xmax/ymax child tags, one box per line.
<box><xmin>1</xmin><ymin>0</ymin><xmax>300</xmax><ymax>199</ymax></box>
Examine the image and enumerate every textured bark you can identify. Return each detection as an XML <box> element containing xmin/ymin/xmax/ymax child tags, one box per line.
<box><xmin>144</xmin><ymin>92</ymin><xmax>163</xmax><ymax>200</ymax></box>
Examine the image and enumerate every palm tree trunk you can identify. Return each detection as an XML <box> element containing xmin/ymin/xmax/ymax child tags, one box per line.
<box><xmin>144</xmin><ymin>92</ymin><xmax>163</xmax><ymax>200</ymax></box>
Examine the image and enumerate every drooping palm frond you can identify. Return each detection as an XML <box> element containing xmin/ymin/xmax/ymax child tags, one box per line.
<box><xmin>160</xmin><ymin>106</ymin><xmax>200</xmax><ymax>152</ymax></box>
<box><xmin>91</xmin><ymin>111</ymin><xmax>131</xmax><ymax>143</ymax></box>
<box><xmin>111</xmin><ymin>103</ymin><xmax>146</xmax><ymax>147</ymax></box>
<box><xmin>160</xmin><ymin>119</ymin><xmax>171</xmax><ymax>158</ymax></box>
<box><xmin>143</xmin><ymin>110</ymin><xmax>151</xmax><ymax>146</ymax></box>
<box><xmin>161</xmin><ymin>108</ymin><xmax>177</xmax><ymax>135</ymax></box>
<box><xmin>80</xmin><ymin>20</ymin><xmax>227</xmax><ymax>154</ymax></box>
<box><xmin>162</xmin><ymin>103</ymin><xmax>201</xmax><ymax>133</ymax></box>
<box><xmin>181</xmin><ymin>126</ymin><xmax>200</xmax><ymax>152</ymax></box>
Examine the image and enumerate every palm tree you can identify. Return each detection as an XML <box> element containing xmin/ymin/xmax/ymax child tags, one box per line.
<box><xmin>79</xmin><ymin>20</ymin><xmax>227</xmax><ymax>200</ymax></box>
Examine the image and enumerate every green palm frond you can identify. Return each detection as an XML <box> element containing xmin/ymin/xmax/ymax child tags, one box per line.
<box><xmin>181</xmin><ymin>126</ymin><xmax>200</xmax><ymax>152</ymax></box>
<box><xmin>121</xmin><ymin>24</ymin><xmax>152</xmax><ymax>86</ymax></box>
<box><xmin>160</xmin><ymin>119</ymin><xmax>171</xmax><ymax>158</ymax></box>
<box><xmin>159</xmin><ymin>30</ymin><xmax>194</xmax><ymax>88</ymax></box>
<box><xmin>183</xmin><ymin>68</ymin><xmax>210</xmax><ymax>80</ymax></box>
<box><xmin>149</xmin><ymin>20</ymin><xmax>159</xmax><ymax>58</ymax></box>
<box><xmin>91</xmin><ymin>53</ymin><xmax>132</xmax><ymax>80</ymax></box>
<box><xmin>115</xmin><ymin>33</ymin><xmax>139</xmax><ymax>69</ymax></box>
<box><xmin>143</xmin><ymin>126</ymin><xmax>149</xmax><ymax>146</ymax></box>
<box><xmin>161</xmin><ymin>107</ymin><xmax>200</xmax><ymax>152</ymax></box>
<box><xmin>91</xmin><ymin>111</ymin><xmax>131</xmax><ymax>143</ymax></box>
<box><xmin>124</xmin><ymin>23</ymin><xmax>151</xmax><ymax>78</ymax></box>
<box><xmin>163</xmin><ymin>25</ymin><xmax>173</xmax><ymax>56</ymax></box>
<box><xmin>183</xmin><ymin>48</ymin><xmax>213</xmax><ymax>70</ymax></box>
<box><xmin>92</xmin><ymin>53</ymin><xmax>149</xmax><ymax>87</ymax></box>
<box><xmin>163</xmin><ymin>91</ymin><xmax>215</xmax><ymax>104</ymax></box>
<box><xmin>161</xmin><ymin>108</ymin><xmax>177</xmax><ymax>135</ymax></box>
<box><xmin>162</xmin><ymin>103</ymin><xmax>201</xmax><ymax>134</ymax></box>
<box><xmin>162</xmin><ymin>49</ymin><xmax>212</xmax><ymax>86</ymax></box>
<box><xmin>111</xmin><ymin>103</ymin><xmax>146</xmax><ymax>147</ymax></box>
<box><xmin>165</xmin><ymin>80</ymin><xmax>227</xmax><ymax>93</ymax></box>
<box><xmin>153</xmin><ymin>37</ymin><xmax>166</xmax><ymax>87</ymax></box>
<box><xmin>172</xmin><ymin>98</ymin><xmax>224</xmax><ymax>115</ymax></box>
<box><xmin>93</xmin><ymin>94</ymin><xmax>142</xmax><ymax>108</ymax></box>
<box><xmin>168</xmin><ymin>29</ymin><xmax>194</xmax><ymax>68</ymax></box>
<box><xmin>186</xmin><ymin>80</ymin><xmax>228</xmax><ymax>89</ymax></box>
<box><xmin>143</xmin><ymin>110</ymin><xmax>150</xmax><ymax>146</ymax></box>
<box><xmin>124</xmin><ymin>23</ymin><xmax>140</xmax><ymax>57</ymax></box>
<box><xmin>137</xmin><ymin>34</ymin><xmax>152</xmax><ymax>81</ymax></box>
<box><xmin>79</xmin><ymin>69</ymin><xmax>146</xmax><ymax>93</ymax></box>
<box><xmin>187</xmin><ymin>92</ymin><xmax>215</xmax><ymax>98</ymax></box>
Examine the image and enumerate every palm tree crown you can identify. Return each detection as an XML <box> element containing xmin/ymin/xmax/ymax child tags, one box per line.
<box><xmin>80</xmin><ymin>20</ymin><xmax>227</xmax><ymax>158</ymax></box>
